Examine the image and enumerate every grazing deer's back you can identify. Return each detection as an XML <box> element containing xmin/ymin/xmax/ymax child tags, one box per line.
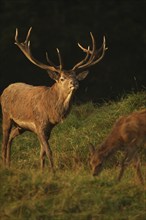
<box><xmin>116</xmin><ymin>110</ymin><xmax>146</xmax><ymax>146</ymax></box>
<box><xmin>103</xmin><ymin>109</ymin><xmax>146</xmax><ymax>150</ymax></box>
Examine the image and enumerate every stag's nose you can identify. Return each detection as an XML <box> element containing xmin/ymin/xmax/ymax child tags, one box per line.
<box><xmin>70</xmin><ymin>80</ymin><xmax>79</xmax><ymax>89</ymax></box>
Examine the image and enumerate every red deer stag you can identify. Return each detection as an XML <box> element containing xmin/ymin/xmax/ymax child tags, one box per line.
<box><xmin>1</xmin><ymin>27</ymin><xmax>107</xmax><ymax>172</ymax></box>
<box><xmin>89</xmin><ymin>109</ymin><xmax>146</xmax><ymax>184</ymax></box>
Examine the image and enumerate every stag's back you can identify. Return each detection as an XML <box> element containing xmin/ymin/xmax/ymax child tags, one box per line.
<box><xmin>1</xmin><ymin>83</ymin><xmax>49</xmax><ymax>123</ymax></box>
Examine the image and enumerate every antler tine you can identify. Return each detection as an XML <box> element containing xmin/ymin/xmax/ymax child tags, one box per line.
<box><xmin>78</xmin><ymin>43</ymin><xmax>92</xmax><ymax>53</ymax></box>
<box><xmin>88</xmin><ymin>36</ymin><xmax>108</xmax><ymax>66</ymax></box>
<box><xmin>72</xmin><ymin>46</ymin><xmax>90</xmax><ymax>71</ymax></box>
<box><xmin>90</xmin><ymin>32</ymin><xmax>96</xmax><ymax>53</ymax></box>
<box><xmin>15</xmin><ymin>28</ymin><xmax>18</xmax><ymax>43</ymax></box>
<box><xmin>73</xmin><ymin>32</ymin><xmax>96</xmax><ymax>70</ymax></box>
<box><xmin>56</xmin><ymin>48</ymin><xmax>63</xmax><ymax>71</ymax></box>
<box><xmin>15</xmin><ymin>27</ymin><xmax>32</xmax><ymax>47</ymax></box>
<box><xmin>14</xmin><ymin>27</ymin><xmax>59</xmax><ymax>72</ymax></box>
<box><xmin>15</xmin><ymin>27</ymin><xmax>32</xmax><ymax>58</ymax></box>
<box><xmin>71</xmin><ymin>33</ymin><xmax>107</xmax><ymax>71</ymax></box>
<box><xmin>86</xmin><ymin>32</ymin><xmax>96</xmax><ymax>63</ymax></box>
<box><xmin>45</xmin><ymin>48</ymin><xmax>63</xmax><ymax>71</ymax></box>
<box><xmin>77</xmin><ymin>32</ymin><xmax>95</xmax><ymax>55</ymax></box>
<box><xmin>25</xmin><ymin>27</ymin><xmax>32</xmax><ymax>44</ymax></box>
<box><xmin>46</xmin><ymin>52</ymin><xmax>58</xmax><ymax>68</ymax></box>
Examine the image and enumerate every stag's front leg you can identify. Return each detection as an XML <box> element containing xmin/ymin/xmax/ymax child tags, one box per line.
<box><xmin>2</xmin><ymin>116</ymin><xmax>12</xmax><ymax>166</ymax></box>
<box><xmin>38</xmin><ymin>133</ymin><xmax>54</xmax><ymax>173</ymax></box>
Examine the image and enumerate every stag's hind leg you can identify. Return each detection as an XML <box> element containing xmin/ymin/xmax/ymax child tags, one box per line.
<box><xmin>2</xmin><ymin>114</ymin><xmax>12</xmax><ymax>166</ymax></box>
<box><xmin>6</xmin><ymin>127</ymin><xmax>24</xmax><ymax>167</ymax></box>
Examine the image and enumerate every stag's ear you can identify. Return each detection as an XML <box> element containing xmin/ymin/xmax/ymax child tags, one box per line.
<box><xmin>76</xmin><ymin>71</ymin><xmax>89</xmax><ymax>81</ymax></box>
<box><xmin>47</xmin><ymin>70</ymin><xmax>60</xmax><ymax>81</ymax></box>
<box><xmin>88</xmin><ymin>143</ymin><xmax>95</xmax><ymax>156</ymax></box>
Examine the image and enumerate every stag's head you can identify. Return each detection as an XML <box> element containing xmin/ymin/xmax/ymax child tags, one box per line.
<box><xmin>15</xmin><ymin>27</ymin><xmax>107</xmax><ymax>95</ymax></box>
<box><xmin>88</xmin><ymin>143</ymin><xmax>104</xmax><ymax>176</ymax></box>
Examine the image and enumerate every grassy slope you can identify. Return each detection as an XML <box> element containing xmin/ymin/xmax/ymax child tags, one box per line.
<box><xmin>0</xmin><ymin>92</ymin><xmax>146</xmax><ymax>220</ymax></box>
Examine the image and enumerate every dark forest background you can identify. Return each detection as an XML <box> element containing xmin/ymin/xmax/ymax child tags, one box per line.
<box><xmin>0</xmin><ymin>0</ymin><xmax>146</xmax><ymax>103</ymax></box>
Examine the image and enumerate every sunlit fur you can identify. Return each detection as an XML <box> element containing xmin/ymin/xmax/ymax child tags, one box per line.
<box><xmin>1</xmin><ymin>28</ymin><xmax>106</xmax><ymax>172</ymax></box>
<box><xmin>1</xmin><ymin>70</ymin><xmax>87</xmax><ymax>171</ymax></box>
<box><xmin>89</xmin><ymin>109</ymin><xmax>146</xmax><ymax>184</ymax></box>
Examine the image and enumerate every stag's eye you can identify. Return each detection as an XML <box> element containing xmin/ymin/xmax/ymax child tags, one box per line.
<box><xmin>60</xmin><ymin>77</ymin><xmax>65</xmax><ymax>82</ymax></box>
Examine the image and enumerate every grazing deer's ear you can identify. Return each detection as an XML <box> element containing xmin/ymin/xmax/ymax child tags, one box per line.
<box><xmin>47</xmin><ymin>70</ymin><xmax>60</xmax><ymax>81</ymax></box>
<box><xmin>76</xmin><ymin>71</ymin><xmax>89</xmax><ymax>81</ymax></box>
<box><xmin>88</xmin><ymin>143</ymin><xmax>95</xmax><ymax>155</ymax></box>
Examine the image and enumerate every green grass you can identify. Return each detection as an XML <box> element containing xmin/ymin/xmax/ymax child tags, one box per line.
<box><xmin>0</xmin><ymin>91</ymin><xmax>146</xmax><ymax>220</ymax></box>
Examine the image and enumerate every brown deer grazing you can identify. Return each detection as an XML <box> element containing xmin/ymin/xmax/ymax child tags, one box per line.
<box><xmin>1</xmin><ymin>27</ymin><xmax>107</xmax><ymax>172</ymax></box>
<box><xmin>89</xmin><ymin>109</ymin><xmax>146</xmax><ymax>184</ymax></box>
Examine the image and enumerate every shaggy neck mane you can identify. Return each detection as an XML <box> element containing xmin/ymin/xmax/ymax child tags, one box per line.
<box><xmin>45</xmin><ymin>83</ymin><xmax>74</xmax><ymax>123</ymax></box>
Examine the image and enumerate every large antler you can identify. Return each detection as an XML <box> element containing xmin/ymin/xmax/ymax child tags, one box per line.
<box><xmin>72</xmin><ymin>32</ymin><xmax>107</xmax><ymax>72</ymax></box>
<box><xmin>15</xmin><ymin>27</ymin><xmax>62</xmax><ymax>73</ymax></box>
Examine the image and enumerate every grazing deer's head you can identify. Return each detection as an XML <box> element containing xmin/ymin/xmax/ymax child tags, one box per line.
<box><xmin>15</xmin><ymin>27</ymin><xmax>107</xmax><ymax>96</ymax></box>
<box><xmin>88</xmin><ymin>143</ymin><xmax>104</xmax><ymax>176</ymax></box>
<box><xmin>88</xmin><ymin>110</ymin><xmax>146</xmax><ymax>184</ymax></box>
